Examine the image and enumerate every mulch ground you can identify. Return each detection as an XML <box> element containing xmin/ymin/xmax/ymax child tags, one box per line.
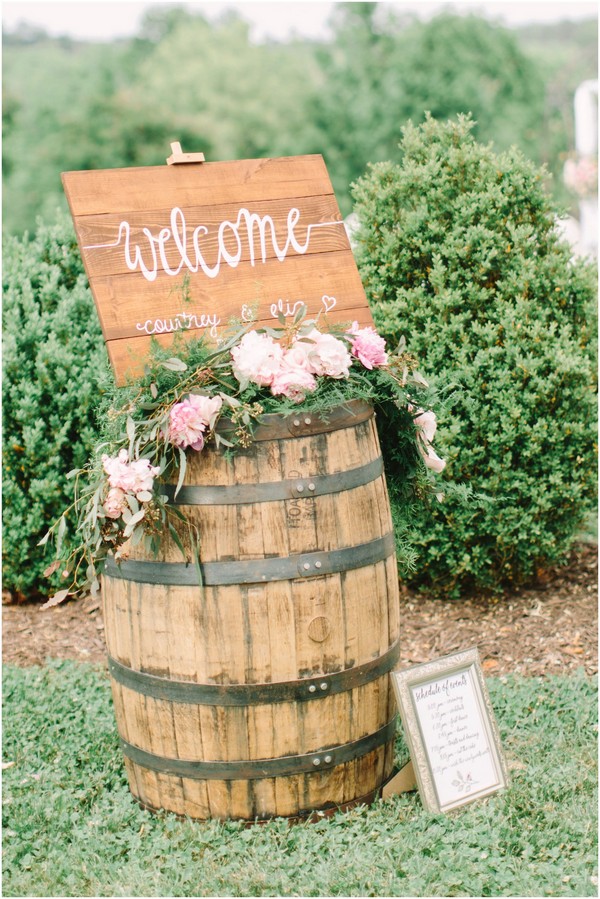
<box><xmin>2</xmin><ymin>542</ymin><xmax>597</xmax><ymax>677</ymax></box>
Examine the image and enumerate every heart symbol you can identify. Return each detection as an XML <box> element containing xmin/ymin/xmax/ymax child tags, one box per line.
<box><xmin>321</xmin><ymin>295</ymin><xmax>337</xmax><ymax>313</ymax></box>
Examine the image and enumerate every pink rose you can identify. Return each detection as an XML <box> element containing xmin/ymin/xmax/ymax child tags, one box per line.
<box><xmin>102</xmin><ymin>449</ymin><xmax>160</xmax><ymax>496</ymax></box>
<box><xmin>271</xmin><ymin>363</ymin><xmax>317</xmax><ymax>403</ymax></box>
<box><xmin>412</xmin><ymin>409</ymin><xmax>446</xmax><ymax>473</ymax></box>
<box><xmin>348</xmin><ymin>322</ymin><xmax>388</xmax><ymax>370</ymax></box>
<box><xmin>103</xmin><ymin>487</ymin><xmax>127</xmax><ymax>520</ymax></box>
<box><xmin>302</xmin><ymin>329</ymin><xmax>352</xmax><ymax>379</ymax></box>
<box><xmin>231</xmin><ymin>331</ymin><xmax>284</xmax><ymax>388</ymax></box>
<box><xmin>168</xmin><ymin>394</ymin><xmax>223</xmax><ymax>451</ymax></box>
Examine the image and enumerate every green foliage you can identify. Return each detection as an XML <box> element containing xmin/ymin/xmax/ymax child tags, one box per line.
<box><xmin>315</xmin><ymin>8</ymin><xmax>548</xmax><ymax>214</ymax></box>
<box><xmin>353</xmin><ymin>115</ymin><xmax>598</xmax><ymax>596</ymax></box>
<box><xmin>1</xmin><ymin>10</ymin><xmax>324</xmax><ymax>235</ymax></box>
<box><xmin>2</xmin><ymin>212</ymin><xmax>109</xmax><ymax>598</ymax></box>
<box><xmin>126</xmin><ymin>11</ymin><xmax>323</xmax><ymax>163</ymax></box>
<box><xmin>517</xmin><ymin>18</ymin><xmax>599</xmax><ymax>212</ymax></box>
<box><xmin>2</xmin><ymin>7</ymin><xmax>596</xmax><ymax>233</ymax></box>
<box><xmin>46</xmin><ymin>311</ymin><xmax>438</xmax><ymax>603</ymax></box>
<box><xmin>3</xmin><ymin>661</ymin><xmax>597</xmax><ymax>896</ymax></box>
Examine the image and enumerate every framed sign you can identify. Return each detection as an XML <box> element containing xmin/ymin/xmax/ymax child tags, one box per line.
<box><xmin>392</xmin><ymin>649</ymin><xmax>508</xmax><ymax>813</ymax></box>
<box><xmin>62</xmin><ymin>153</ymin><xmax>374</xmax><ymax>384</ymax></box>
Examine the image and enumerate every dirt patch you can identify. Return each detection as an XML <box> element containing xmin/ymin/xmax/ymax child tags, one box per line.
<box><xmin>398</xmin><ymin>542</ymin><xmax>597</xmax><ymax>677</ymax></box>
<box><xmin>2</xmin><ymin>542</ymin><xmax>597</xmax><ymax>677</ymax></box>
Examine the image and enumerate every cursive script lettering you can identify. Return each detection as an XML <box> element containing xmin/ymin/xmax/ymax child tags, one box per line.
<box><xmin>270</xmin><ymin>298</ymin><xmax>306</xmax><ymax>319</ymax></box>
<box><xmin>135</xmin><ymin>310</ymin><xmax>221</xmax><ymax>337</ymax></box>
<box><xmin>84</xmin><ymin>206</ymin><xmax>344</xmax><ymax>283</ymax></box>
<box><xmin>412</xmin><ymin>668</ymin><xmax>500</xmax><ymax>808</ymax></box>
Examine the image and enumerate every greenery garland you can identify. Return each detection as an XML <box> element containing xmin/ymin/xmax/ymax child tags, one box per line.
<box><xmin>41</xmin><ymin>307</ymin><xmax>445</xmax><ymax>606</ymax></box>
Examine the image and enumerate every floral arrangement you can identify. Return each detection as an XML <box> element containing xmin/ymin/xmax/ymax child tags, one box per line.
<box><xmin>563</xmin><ymin>154</ymin><xmax>598</xmax><ymax>199</ymax></box>
<box><xmin>41</xmin><ymin>307</ymin><xmax>445</xmax><ymax>607</ymax></box>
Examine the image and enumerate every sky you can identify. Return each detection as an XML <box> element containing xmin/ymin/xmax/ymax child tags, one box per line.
<box><xmin>2</xmin><ymin>0</ymin><xmax>598</xmax><ymax>43</ymax></box>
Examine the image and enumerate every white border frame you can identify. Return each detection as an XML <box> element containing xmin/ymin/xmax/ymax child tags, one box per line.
<box><xmin>392</xmin><ymin>648</ymin><xmax>509</xmax><ymax>813</ymax></box>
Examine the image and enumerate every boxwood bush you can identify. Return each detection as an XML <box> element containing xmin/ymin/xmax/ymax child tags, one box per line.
<box><xmin>3</xmin><ymin>212</ymin><xmax>109</xmax><ymax>599</ymax></box>
<box><xmin>353</xmin><ymin>115</ymin><xmax>597</xmax><ymax>596</ymax></box>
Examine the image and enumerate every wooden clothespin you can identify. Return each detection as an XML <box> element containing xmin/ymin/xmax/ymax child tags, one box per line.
<box><xmin>166</xmin><ymin>142</ymin><xmax>206</xmax><ymax>165</ymax></box>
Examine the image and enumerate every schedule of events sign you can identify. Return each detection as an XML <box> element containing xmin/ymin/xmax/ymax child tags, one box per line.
<box><xmin>392</xmin><ymin>649</ymin><xmax>509</xmax><ymax>813</ymax></box>
<box><xmin>62</xmin><ymin>154</ymin><xmax>374</xmax><ymax>384</ymax></box>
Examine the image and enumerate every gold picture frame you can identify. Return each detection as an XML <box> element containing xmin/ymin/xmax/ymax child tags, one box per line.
<box><xmin>392</xmin><ymin>648</ymin><xmax>509</xmax><ymax>813</ymax></box>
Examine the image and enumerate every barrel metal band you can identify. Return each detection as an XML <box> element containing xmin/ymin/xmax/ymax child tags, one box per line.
<box><xmin>217</xmin><ymin>398</ymin><xmax>373</xmax><ymax>442</ymax></box>
<box><xmin>107</xmin><ymin>639</ymin><xmax>400</xmax><ymax>706</ymax></box>
<box><xmin>163</xmin><ymin>456</ymin><xmax>384</xmax><ymax>506</ymax></box>
<box><xmin>104</xmin><ymin>532</ymin><xmax>396</xmax><ymax>587</ymax></box>
<box><xmin>120</xmin><ymin>716</ymin><xmax>398</xmax><ymax>781</ymax></box>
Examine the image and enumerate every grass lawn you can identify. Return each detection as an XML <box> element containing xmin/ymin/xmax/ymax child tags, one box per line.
<box><xmin>2</xmin><ymin>660</ymin><xmax>597</xmax><ymax>897</ymax></box>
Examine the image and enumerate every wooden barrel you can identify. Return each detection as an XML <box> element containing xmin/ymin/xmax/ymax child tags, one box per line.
<box><xmin>102</xmin><ymin>399</ymin><xmax>400</xmax><ymax>821</ymax></box>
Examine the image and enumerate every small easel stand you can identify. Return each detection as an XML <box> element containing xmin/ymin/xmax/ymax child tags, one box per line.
<box><xmin>382</xmin><ymin>760</ymin><xmax>417</xmax><ymax>799</ymax></box>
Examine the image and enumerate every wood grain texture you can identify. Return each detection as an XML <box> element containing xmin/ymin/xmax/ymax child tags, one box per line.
<box><xmin>62</xmin><ymin>154</ymin><xmax>373</xmax><ymax>384</ymax></box>
<box><xmin>102</xmin><ymin>402</ymin><xmax>400</xmax><ymax>821</ymax></box>
<box><xmin>62</xmin><ymin>156</ymin><xmax>334</xmax><ymax>216</ymax></box>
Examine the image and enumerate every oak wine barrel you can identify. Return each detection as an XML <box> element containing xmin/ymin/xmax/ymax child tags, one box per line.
<box><xmin>102</xmin><ymin>399</ymin><xmax>401</xmax><ymax>821</ymax></box>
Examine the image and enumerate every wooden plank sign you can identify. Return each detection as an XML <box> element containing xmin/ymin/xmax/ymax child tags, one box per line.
<box><xmin>392</xmin><ymin>649</ymin><xmax>509</xmax><ymax>814</ymax></box>
<box><xmin>62</xmin><ymin>154</ymin><xmax>374</xmax><ymax>385</ymax></box>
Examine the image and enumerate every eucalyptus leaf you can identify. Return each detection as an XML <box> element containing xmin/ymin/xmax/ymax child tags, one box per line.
<box><xmin>411</xmin><ymin>371</ymin><xmax>429</xmax><ymax>387</ymax></box>
<box><xmin>174</xmin><ymin>447</ymin><xmax>187</xmax><ymax>498</ymax></box>
<box><xmin>220</xmin><ymin>394</ymin><xmax>240</xmax><ymax>408</ymax></box>
<box><xmin>161</xmin><ymin>357</ymin><xmax>188</xmax><ymax>372</ymax></box>
<box><xmin>191</xmin><ymin>529</ymin><xmax>203</xmax><ymax>588</ymax></box>
<box><xmin>56</xmin><ymin>516</ymin><xmax>67</xmax><ymax>556</ymax></box>
<box><xmin>38</xmin><ymin>530</ymin><xmax>51</xmax><ymax>547</ymax></box>
<box><xmin>214</xmin><ymin>433</ymin><xmax>234</xmax><ymax>448</ymax></box>
<box><xmin>126</xmin><ymin>415</ymin><xmax>136</xmax><ymax>446</ymax></box>
<box><xmin>40</xmin><ymin>588</ymin><xmax>71</xmax><ymax>610</ymax></box>
<box><xmin>294</xmin><ymin>303</ymin><xmax>307</xmax><ymax>323</ymax></box>
<box><xmin>123</xmin><ymin>509</ymin><xmax>146</xmax><ymax>538</ymax></box>
<box><xmin>131</xmin><ymin>525</ymin><xmax>145</xmax><ymax>546</ymax></box>
<box><xmin>168</xmin><ymin>522</ymin><xmax>187</xmax><ymax>560</ymax></box>
<box><xmin>43</xmin><ymin>559</ymin><xmax>62</xmax><ymax>577</ymax></box>
<box><xmin>126</xmin><ymin>494</ymin><xmax>140</xmax><ymax>514</ymax></box>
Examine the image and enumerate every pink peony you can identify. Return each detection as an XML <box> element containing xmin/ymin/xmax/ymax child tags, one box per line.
<box><xmin>168</xmin><ymin>393</ymin><xmax>223</xmax><ymax>451</ymax></box>
<box><xmin>302</xmin><ymin>329</ymin><xmax>352</xmax><ymax>379</ymax></box>
<box><xmin>348</xmin><ymin>322</ymin><xmax>388</xmax><ymax>370</ymax></box>
<box><xmin>413</xmin><ymin>409</ymin><xmax>437</xmax><ymax>444</ymax></box>
<box><xmin>412</xmin><ymin>409</ymin><xmax>446</xmax><ymax>474</ymax></box>
<box><xmin>282</xmin><ymin>342</ymin><xmax>314</xmax><ymax>372</ymax></box>
<box><xmin>102</xmin><ymin>449</ymin><xmax>160</xmax><ymax>497</ymax></box>
<box><xmin>271</xmin><ymin>362</ymin><xmax>317</xmax><ymax>403</ymax></box>
<box><xmin>103</xmin><ymin>487</ymin><xmax>127</xmax><ymax>519</ymax></box>
<box><xmin>231</xmin><ymin>331</ymin><xmax>284</xmax><ymax>388</ymax></box>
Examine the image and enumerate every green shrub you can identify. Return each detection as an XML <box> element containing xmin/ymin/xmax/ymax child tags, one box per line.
<box><xmin>353</xmin><ymin>115</ymin><xmax>597</xmax><ymax>596</ymax></box>
<box><xmin>2</xmin><ymin>212</ymin><xmax>109</xmax><ymax>598</ymax></box>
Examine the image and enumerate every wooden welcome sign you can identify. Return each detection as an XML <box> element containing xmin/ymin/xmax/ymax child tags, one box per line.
<box><xmin>62</xmin><ymin>153</ymin><xmax>374</xmax><ymax>384</ymax></box>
